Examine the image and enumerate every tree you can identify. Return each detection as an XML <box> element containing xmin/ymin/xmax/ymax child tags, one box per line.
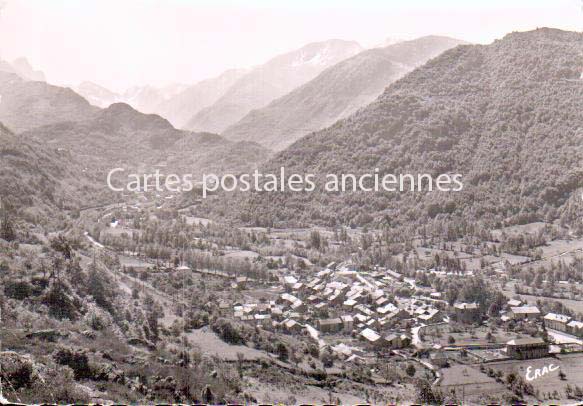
<box><xmin>87</xmin><ymin>267</ymin><xmax>114</xmax><ymax>314</ymax></box>
<box><xmin>416</xmin><ymin>379</ymin><xmax>444</xmax><ymax>404</ymax></box>
<box><xmin>405</xmin><ymin>363</ymin><xmax>416</xmax><ymax>377</ymax></box>
<box><xmin>0</xmin><ymin>203</ymin><xmax>16</xmax><ymax>242</ymax></box>
<box><xmin>320</xmin><ymin>348</ymin><xmax>334</xmax><ymax>368</ymax></box>
<box><xmin>276</xmin><ymin>342</ymin><xmax>289</xmax><ymax>362</ymax></box>
<box><xmin>310</xmin><ymin>230</ymin><xmax>322</xmax><ymax>250</ymax></box>
<box><xmin>50</xmin><ymin>235</ymin><xmax>72</xmax><ymax>260</ymax></box>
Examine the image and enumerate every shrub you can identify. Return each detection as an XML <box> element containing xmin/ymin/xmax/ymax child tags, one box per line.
<box><xmin>4</xmin><ymin>281</ymin><xmax>32</xmax><ymax>300</ymax></box>
<box><xmin>211</xmin><ymin>318</ymin><xmax>244</xmax><ymax>345</ymax></box>
<box><xmin>0</xmin><ymin>353</ymin><xmax>33</xmax><ymax>389</ymax></box>
<box><xmin>406</xmin><ymin>363</ymin><xmax>416</xmax><ymax>377</ymax></box>
<box><xmin>42</xmin><ymin>282</ymin><xmax>78</xmax><ymax>320</ymax></box>
<box><xmin>53</xmin><ymin>347</ymin><xmax>92</xmax><ymax>380</ymax></box>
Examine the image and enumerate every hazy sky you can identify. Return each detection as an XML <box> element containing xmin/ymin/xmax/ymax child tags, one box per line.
<box><xmin>0</xmin><ymin>0</ymin><xmax>580</xmax><ymax>91</ymax></box>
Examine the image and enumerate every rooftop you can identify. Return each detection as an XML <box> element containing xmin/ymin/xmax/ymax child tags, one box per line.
<box><xmin>544</xmin><ymin>313</ymin><xmax>571</xmax><ymax>323</ymax></box>
<box><xmin>506</xmin><ymin>337</ymin><xmax>546</xmax><ymax>346</ymax></box>
<box><xmin>510</xmin><ymin>306</ymin><xmax>540</xmax><ymax>314</ymax></box>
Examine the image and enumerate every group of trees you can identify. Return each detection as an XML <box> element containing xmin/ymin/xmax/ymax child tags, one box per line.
<box><xmin>0</xmin><ymin>201</ymin><xmax>16</xmax><ymax>242</ymax></box>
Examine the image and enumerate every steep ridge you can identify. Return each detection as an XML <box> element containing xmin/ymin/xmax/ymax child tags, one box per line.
<box><xmin>184</xmin><ymin>39</ymin><xmax>363</xmax><ymax>134</ymax></box>
<box><xmin>156</xmin><ymin>69</ymin><xmax>248</xmax><ymax>128</ymax></box>
<box><xmin>223</xmin><ymin>36</ymin><xmax>466</xmax><ymax>151</ymax></box>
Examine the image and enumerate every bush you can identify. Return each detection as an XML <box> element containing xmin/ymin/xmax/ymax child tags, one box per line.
<box><xmin>0</xmin><ymin>353</ymin><xmax>33</xmax><ymax>389</ymax></box>
<box><xmin>53</xmin><ymin>347</ymin><xmax>92</xmax><ymax>379</ymax></box>
<box><xmin>211</xmin><ymin>318</ymin><xmax>244</xmax><ymax>345</ymax></box>
<box><xmin>42</xmin><ymin>282</ymin><xmax>78</xmax><ymax>320</ymax></box>
<box><xmin>276</xmin><ymin>342</ymin><xmax>289</xmax><ymax>362</ymax></box>
<box><xmin>4</xmin><ymin>281</ymin><xmax>32</xmax><ymax>300</ymax></box>
<box><xmin>406</xmin><ymin>363</ymin><xmax>416</xmax><ymax>377</ymax></box>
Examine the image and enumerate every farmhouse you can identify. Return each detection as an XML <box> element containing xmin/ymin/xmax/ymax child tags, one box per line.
<box><xmin>359</xmin><ymin>328</ymin><xmax>385</xmax><ymax>348</ymax></box>
<box><xmin>282</xmin><ymin>319</ymin><xmax>302</xmax><ymax>333</ymax></box>
<box><xmin>283</xmin><ymin>275</ymin><xmax>298</xmax><ymax>289</ymax></box>
<box><xmin>543</xmin><ymin>313</ymin><xmax>571</xmax><ymax>332</ymax></box>
<box><xmin>506</xmin><ymin>299</ymin><xmax>522</xmax><ymax>308</ymax></box>
<box><xmin>453</xmin><ymin>302</ymin><xmax>480</xmax><ymax>324</ymax></box>
<box><xmin>430</xmin><ymin>350</ymin><xmax>449</xmax><ymax>367</ymax></box>
<box><xmin>506</xmin><ymin>337</ymin><xmax>549</xmax><ymax>360</ymax></box>
<box><xmin>317</xmin><ymin>318</ymin><xmax>343</xmax><ymax>333</ymax></box>
<box><xmin>417</xmin><ymin>308</ymin><xmax>443</xmax><ymax>323</ymax></box>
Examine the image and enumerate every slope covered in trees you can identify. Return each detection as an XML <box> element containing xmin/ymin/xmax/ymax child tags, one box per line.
<box><xmin>0</xmin><ymin>123</ymin><xmax>112</xmax><ymax>223</ymax></box>
<box><xmin>205</xmin><ymin>29</ymin><xmax>583</xmax><ymax>231</ymax></box>
<box><xmin>223</xmin><ymin>36</ymin><xmax>465</xmax><ymax>151</ymax></box>
<box><xmin>22</xmin><ymin>102</ymin><xmax>269</xmax><ymax>180</ymax></box>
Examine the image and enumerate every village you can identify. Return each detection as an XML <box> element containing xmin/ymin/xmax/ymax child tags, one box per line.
<box><xmin>228</xmin><ymin>261</ymin><xmax>583</xmax><ymax>362</ymax></box>
<box><xmin>74</xmin><ymin>193</ymin><xmax>583</xmax><ymax>403</ymax></box>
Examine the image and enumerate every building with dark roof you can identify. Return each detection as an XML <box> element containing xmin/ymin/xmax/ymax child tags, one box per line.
<box><xmin>506</xmin><ymin>337</ymin><xmax>548</xmax><ymax>360</ymax></box>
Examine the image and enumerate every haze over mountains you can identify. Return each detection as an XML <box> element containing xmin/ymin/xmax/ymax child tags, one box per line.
<box><xmin>3</xmin><ymin>28</ymin><xmax>581</xmax><ymax>232</ymax></box>
<box><xmin>223</xmin><ymin>36</ymin><xmax>466</xmax><ymax>151</ymax></box>
<box><xmin>205</xmin><ymin>28</ymin><xmax>583</xmax><ymax>229</ymax></box>
<box><xmin>74</xmin><ymin>81</ymin><xmax>189</xmax><ymax>118</ymax></box>
<box><xmin>72</xmin><ymin>39</ymin><xmax>364</xmax><ymax>133</ymax></box>
<box><xmin>38</xmin><ymin>34</ymin><xmax>465</xmax><ymax>150</ymax></box>
<box><xmin>0</xmin><ymin>62</ymin><xmax>268</xmax><ymax>212</ymax></box>
<box><xmin>0</xmin><ymin>56</ymin><xmax>46</xmax><ymax>82</ymax></box>
<box><xmin>70</xmin><ymin>35</ymin><xmax>465</xmax><ymax>152</ymax></box>
<box><xmin>155</xmin><ymin>69</ymin><xmax>248</xmax><ymax>128</ymax></box>
<box><xmin>0</xmin><ymin>71</ymin><xmax>98</xmax><ymax>133</ymax></box>
<box><xmin>184</xmin><ymin>39</ymin><xmax>364</xmax><ymax>134</ymax></box>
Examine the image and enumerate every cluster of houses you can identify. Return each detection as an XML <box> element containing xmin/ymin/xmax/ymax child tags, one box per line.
<box><xmin>543</xmin><ymin>312</ymin><xmax>583</xmax><ymax>337</ymax></box>
<box><xmin>229</xmin><ymin>263</ymin><xmax>583</xmax><ymax>365</ymax></box>
<box><xmin>231</xmin><ymin>263</ymin><xmax>491</xmax><ymax>362</ymax></box>
<box><xmin>497</xmin><ymin>300</ymin><xmax>583</xmax><ymax>337</ymax></box>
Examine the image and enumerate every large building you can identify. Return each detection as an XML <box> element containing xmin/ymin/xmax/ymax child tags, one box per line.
<box><xmin>543</xmin><ymin>313</ymin><xmax>571</xmax><ymax>332</ymax></box>
<box><xmin>506</xmin><ymin>338</ymin><xmax>548</xmax><ymax>360</ymax></box>
<box><xmin>508</xmin><ymin>306</ymin><xmax>541</xmax><ymax>321</ymax></box>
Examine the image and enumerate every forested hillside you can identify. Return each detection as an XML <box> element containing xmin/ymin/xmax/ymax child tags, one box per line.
<box><xmin>21</xmin><ymin>103</ymin><xmax>269</xmax><ymax>180</ymax></box>
<box><xmin>0</xmin><ymin>123</ymin><xmax>112</xmax><ymax>225</ymax></box>
<box><xmin>223</xmin><ymin>36</ymin><xmax>465</xmax><ymax>151</ymax></box>
<box><xmin>204</xmin><ymin>29</ymin><xmax>583</xmax><ymax>232</ymax></box>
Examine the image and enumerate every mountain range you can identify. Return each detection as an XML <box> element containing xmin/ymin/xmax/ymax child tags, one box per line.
<box><xmin>203</xmin><ymin>28</ymin><xmax>583</xmax><ymax>229</ymax></box>
<box><xmin>0</xmin><ymin>71</ymin><xmax>268</xmax><ymax>214</ymax></box>
<box><xmin>0</xmin><ymin>56</ymin><xmax>46</xmax><ymax>82</ymax></box>
<box><xmin>74</xmin><ymin>81</ymin><xmax>189</xmax><ymax>116</ymax></box>
<box><xmin>20</xmin><ymin>102</ymin><xmax>268</xmax><ymax>181</ymax></box>
<box><xmin>183</xmin><ymin>39</ymin><xmax>364</xmax><ymax>134</ymax></box>
<box><xmin>0</xmin><ymin>71</ymin><xmax>98</xmax><ymax>133</ymax></box>
<box><xmin>222</xmin><ymin>36</ymin><xmax>466</xmax><ymax>151</ymax></box>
